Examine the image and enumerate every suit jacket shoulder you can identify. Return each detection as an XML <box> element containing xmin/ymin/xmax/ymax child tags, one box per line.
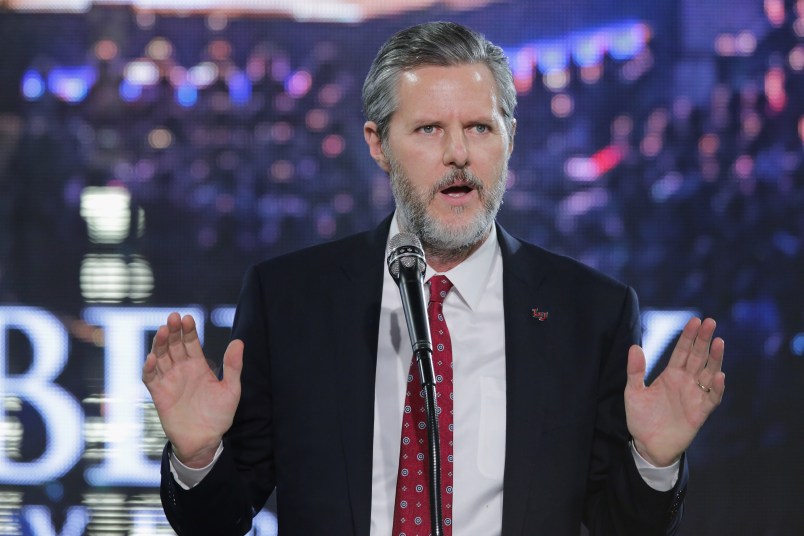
<box><xmin>497</xmin><ymin>225</ymin><xmax>633</xmax><ymax>302</ymax></box>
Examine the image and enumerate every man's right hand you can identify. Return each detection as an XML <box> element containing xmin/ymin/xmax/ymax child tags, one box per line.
<box><xmin>142</xmin><ymin>312</ymin><xmax>243</xmax><ymax>468</ymax></box>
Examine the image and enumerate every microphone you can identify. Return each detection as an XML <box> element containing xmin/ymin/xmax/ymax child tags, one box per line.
<box><xmin>387</xmin><ymin>231</ymin><xmax>444</xmax><ymax>536</ymax></box>
<box><xmin>387</xmin><ymin>232</ymin><xmax>431</xmax><ymax>358</ymax></box>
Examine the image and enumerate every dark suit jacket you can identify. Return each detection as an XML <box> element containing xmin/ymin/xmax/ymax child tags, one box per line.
<box><xmin>160</xmin><ymin>215</ymin><xmax>688</xmax><ymax>535</ymax></box>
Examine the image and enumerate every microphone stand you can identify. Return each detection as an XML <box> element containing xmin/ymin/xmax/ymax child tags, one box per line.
<box><xmin>396</xmin><ymin>264</ymin><xmax>444</xmax><ymax>536</ymax></box>
<box><xmin>414</xmin><ymin>346</ymin><xmax>443</xmax><ymax>536</ymax></box>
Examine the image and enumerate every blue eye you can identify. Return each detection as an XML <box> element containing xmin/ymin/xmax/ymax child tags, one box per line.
<box><xmin>475</xmin><ymin>124</ymin><xmax>488</xmax><ymax>133</ymax></box>
<box><xmin>421</xmin><ymin>125</ymin><xmax>435</xmax><ymax>134</ymax></box>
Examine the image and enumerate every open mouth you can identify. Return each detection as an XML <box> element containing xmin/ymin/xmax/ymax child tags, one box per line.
<box><xmin>440</xmin><ymin>184</ymin><xmax>475</xmax><ymax>197</ymax></box>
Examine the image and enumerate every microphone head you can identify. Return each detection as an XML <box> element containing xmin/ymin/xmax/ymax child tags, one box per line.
<box><xmin>387</xmin><ymin>232</ymin><xmax>426</xmax><ymax>279</ymax></box>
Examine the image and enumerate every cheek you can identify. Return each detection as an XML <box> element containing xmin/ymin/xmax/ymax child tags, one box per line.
<box><xmin>412</xmin><ymin>176</ymin><xmax>439</xmax><ymax>200</ymax></box>
<box><xmin>396</xmin><ymin>162</ymin><xmax>440</xmax><ymax>191</ymax></box>
<box><xmin>397</xmin><ymin>139</ymin><xmax>444</xmax><ymax>167</ymax></box>
<box><xmin>480</xmin><ymin>149</ymin><xmax>509</xmax><ymax>179</ymax></box>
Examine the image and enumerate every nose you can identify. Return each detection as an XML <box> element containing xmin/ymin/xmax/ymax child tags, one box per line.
<box><xmin>442</xmin><ymin>130</ymin><xmax>469</xmax><ymax>168</ymax></box>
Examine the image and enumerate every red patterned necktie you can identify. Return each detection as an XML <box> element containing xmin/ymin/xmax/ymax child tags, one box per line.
<box><xmin>392</xmin><ymin>275</ymin><xmax>454</xmax><ymax>536</ymax></box>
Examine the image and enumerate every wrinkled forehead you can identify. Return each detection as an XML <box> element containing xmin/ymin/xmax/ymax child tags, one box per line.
<box><xmin>394</xmin><ymin>64</ymin><xmax>501</xmax><ymax>111</ymax></box>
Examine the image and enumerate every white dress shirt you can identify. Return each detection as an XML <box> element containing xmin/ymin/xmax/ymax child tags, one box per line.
<box><xmin>170</xmin><ymin>215</ymin><xmax>679</xmax><ymax>534</ymax></box>
<box><xmin>371</xmin><ymin>217</ymin><xmax>507</xmax><ymax>535</ymax></box>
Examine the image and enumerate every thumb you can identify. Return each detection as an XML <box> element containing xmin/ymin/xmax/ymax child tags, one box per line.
<box><xmin>221</xmin><ymin>339</ymin><xmax>244</xmax><ymax>390</ymax></box>
<box><xmin>626</xmin><ymin>344</ymin><xmax>647</xmax><ymax>391</ymax></box>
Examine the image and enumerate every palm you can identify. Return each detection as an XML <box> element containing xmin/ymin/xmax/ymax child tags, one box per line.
<box><xmin>625</xmin><ymin>318</ymin><xmax>725</xmax><ymax>467</ymax></box>
<box><xmin>142</xmin><ymin>313</ymin><xmax>243</xmax><ymax>467</ymax></box>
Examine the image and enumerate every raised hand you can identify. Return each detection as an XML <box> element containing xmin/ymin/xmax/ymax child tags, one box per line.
<box><xmin>142</xmin><ymin>312</ymin><xmax>243</xmax><ymax>468</ymax></box>
<box><xmin>625</xmin><ymin>317</ymin><xmax>725</xmax><ymax>467</ymax></box>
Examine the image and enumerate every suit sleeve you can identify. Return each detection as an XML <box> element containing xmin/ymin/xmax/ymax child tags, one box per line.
<box><xmin>583</xmin><ymin>286</ymin><xmax>688</xmax><ymax>535</ymax></box>
<box><xmin>160</xmin><ymin>265</ymin><xmax>275</xmax><ymax>536</ymax></box>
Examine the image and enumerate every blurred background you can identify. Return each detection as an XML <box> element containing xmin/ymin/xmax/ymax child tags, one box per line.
<box><xmin>0</xmin><ymin>0</ymin><xmax>802</xmax><ymax>534</ymax></box>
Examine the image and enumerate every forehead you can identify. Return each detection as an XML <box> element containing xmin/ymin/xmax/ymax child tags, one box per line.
<box><xmin>393</xmin><ymin>63</ymin><xmax>500</xmax><ymax>118</ymax></box>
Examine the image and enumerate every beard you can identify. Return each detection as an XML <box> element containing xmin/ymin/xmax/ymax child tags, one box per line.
<box><xmin>387</xmin><ymin>150</ymin><xmax>508</xmax><ymax>260</ymax></box>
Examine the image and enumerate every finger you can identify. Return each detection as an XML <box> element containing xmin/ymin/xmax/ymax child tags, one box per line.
<box><xmin>695</xmin><ymin>337</ymin><xmax>724</xmax><ymax>387</ymax></box>
<box><xmin>666</xmin><ymin>317</ymin><xmax>702</xmax><ymax>369</ymax></box>
<box><xmin>697</xmin><ymin>371</ymin><xmax>726</xmax><ymax>419</ymax></box>
<box><xmin>142</xmin><ymin>352</ymin><xmax>159</xmax><ymax>384</ymax></box>
<box><xmin>151</xmin><ymin>324</ymin><xmax>169</xmax><ymax>358</ymax></box>
<box><xmin>166</xmin><ymin>312</ymin><xmax>189</xmax><ymax>361</ymax></box>
<box><xmin>180</xmin><ymin>314</ymin><xmax>205</xmax><ymax>360</ymax></box>
<box><xmin>690</xmin><ymin>337</ymin><xmax>725</xmax><ymax>374</ymax></box>
<box><xmin>626</xmin><ymin>344</ymin><xmax>647</xmax><ymax>392</ymax></box>
<box><xmin>685</xmin><ymin>318</ymin><xmax>717</xmax><ymax>375</ymax></box>
<box><xmin>709</xmin><ymin>371</ymin><xmax>726</xmax><ymax>404</ymax></box>
<box><xmin>152</xmin><ymin>324</ymin><xmax>175</xmax><ymax>374</ymax></box>
<box><xmin>221</xmin><ymin>339</ymin><xmax>244</xmax><ymax>396</ymax></box>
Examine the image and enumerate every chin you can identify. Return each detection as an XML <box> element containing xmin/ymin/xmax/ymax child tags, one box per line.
<box><xmin>425</xmin><ymin>214</ymin><xmax>492</xmax><ymax>249</ymax></box>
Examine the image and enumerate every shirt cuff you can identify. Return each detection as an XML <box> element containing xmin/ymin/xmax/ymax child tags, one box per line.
<box><xmin>629</xmin><ymin>441</ymin><xmax>680</xmax><ymax>492</ymax></box>
<box><xmin>168</xmin><ymin>442</ymin><xmax>224</xmax><ymax>490</ymax></box>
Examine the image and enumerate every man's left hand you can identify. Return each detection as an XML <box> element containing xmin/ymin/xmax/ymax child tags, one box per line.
<box><xmin>625</xmin><ymin>317</ymin><xmax>725</xmax><ymax>467</ymax></box>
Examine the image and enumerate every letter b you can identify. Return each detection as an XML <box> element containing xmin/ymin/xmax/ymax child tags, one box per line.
<box><xmin>0</xmin><ymin>306</ymin><xmax>84</xmax><ymax>484</ymax></box>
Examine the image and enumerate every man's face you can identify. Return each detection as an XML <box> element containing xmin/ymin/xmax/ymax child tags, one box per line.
<box><xmin>364</xmin><ymin>63</ymin><xmax>514</xmax><ymax>254</ymax></box>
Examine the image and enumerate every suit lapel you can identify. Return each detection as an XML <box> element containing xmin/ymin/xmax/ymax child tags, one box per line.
<box><xmin>497</xmin><ymin>226</ymin><xmax>556</xmax><ymax>535</ymax></box>
<box><xmin>331</xmin><ymin>216</ymin><xmax>392</xmax><ymax>536</ymax></box>
<box><xmin>331</xmin><ymin>220</ymin><xmax>560</xmax><ymax>534</ymax></box>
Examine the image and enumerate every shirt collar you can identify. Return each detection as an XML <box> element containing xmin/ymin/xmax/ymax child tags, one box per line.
<box><xmin>388</xmin><ymin>212</ymin><xmax>500</xmax><ymax>311</ymax></box>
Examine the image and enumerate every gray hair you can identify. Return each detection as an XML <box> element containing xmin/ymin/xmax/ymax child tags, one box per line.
<box><xmin>362</xmin><ymin>21</ymin><xmax>517</xmax><ymax>142</ymax></box>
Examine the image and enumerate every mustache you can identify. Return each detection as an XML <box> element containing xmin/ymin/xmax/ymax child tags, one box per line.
<box><xmin>429</xmin><ymin>169</ymin><xmax>484</xmax><ymax>198</ymax></box>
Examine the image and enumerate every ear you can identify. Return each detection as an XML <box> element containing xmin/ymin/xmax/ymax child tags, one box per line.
<box><xmin>364</xmin><ymin>121</ymin><xmax>390</xmax><ymax>172</ymax></box>
<box><xmin>507</xmin><ymin>118</ymin><xmax>517</xmax><ymax>156</ymax></box>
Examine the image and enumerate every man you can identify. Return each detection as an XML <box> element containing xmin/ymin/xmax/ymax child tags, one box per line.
<box><xmin>143</xmin><ymin>22</ymin><xmax>725</xmax><ymax>535</ymax></box>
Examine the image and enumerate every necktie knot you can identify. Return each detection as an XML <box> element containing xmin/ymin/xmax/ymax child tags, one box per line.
<box><xmin>428</xmin><ymin>276</ymin><xmax>453</xmax><ymax>305</ymax></box>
